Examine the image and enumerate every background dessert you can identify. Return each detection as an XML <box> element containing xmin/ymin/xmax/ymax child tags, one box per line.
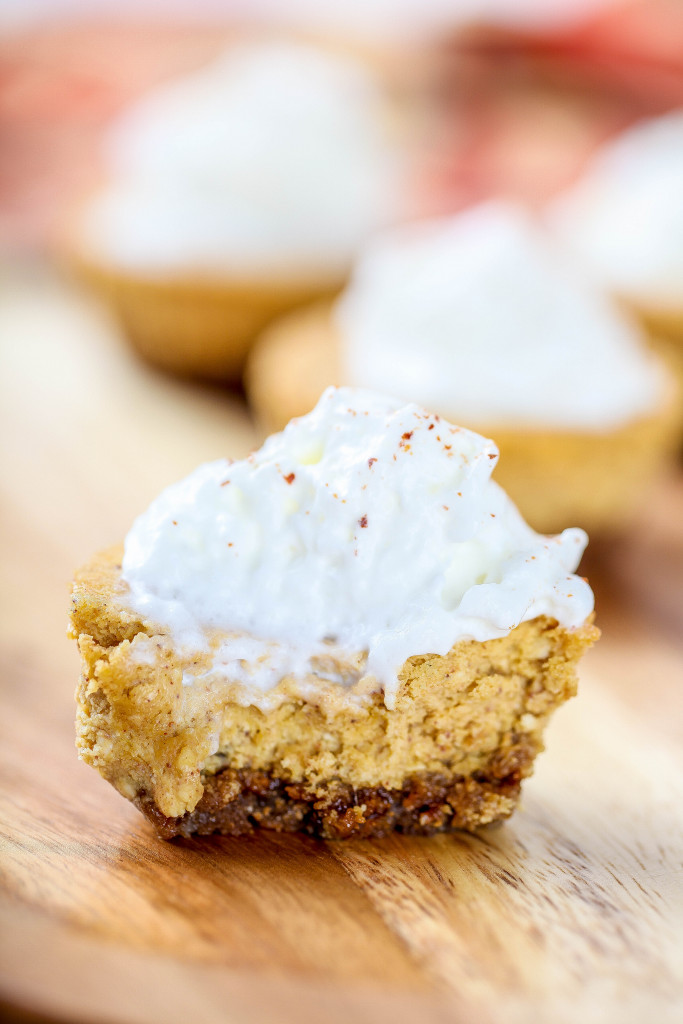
<box><xmin>67</xmin><ymin>40</ymin><xmax>407</xmax><ymax>379</ymax></box>
<box><xmin>71</xmin><ymin>388</ymin><xmax>597</xmax><ymax>838</ymax></box>
<box><xmin>247</xmin><ymin>201</ymin><xmax>680</xmax><ymax>533</ymax></box>
<box><xmin>549</xmin><ymin>110</ymin><xmax>683</xmax><ymax>382</ymax></box>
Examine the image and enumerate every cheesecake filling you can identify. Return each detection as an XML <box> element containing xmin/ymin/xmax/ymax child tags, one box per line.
<box><xmin>122</xmin><ymin>388</ymin><xmax>593</xmax><ymax>708</ymax></box>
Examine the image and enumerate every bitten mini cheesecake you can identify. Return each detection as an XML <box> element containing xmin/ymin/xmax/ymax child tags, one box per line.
<box><xmin>71</xmin><ymin>388</ymin><xmax>597</xmax><ymax>840</ymax></box>
<box><xmin>247</xmin><ymin>202</ymin><xmax>679</xmax><ymax>533</ymax></box>
<box><xmin>68</xmin><ymin>41</ymin><xmax>405</xmax><ymax>379</ymax></box>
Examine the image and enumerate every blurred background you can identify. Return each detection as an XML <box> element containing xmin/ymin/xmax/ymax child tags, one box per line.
<box><xmin>3</xmin><ymin>0</ymin><xmax>682</xmax><ymax>547</ymax></box>
<box><xmin>4</xmin><ymin>0</ymin><xmax>683</xmax><ymax>248</ymax></box>
<box><xmin>1</xmin><ymin>3</ymin><xmax>683</xmax><ymax>1020</ymax></box>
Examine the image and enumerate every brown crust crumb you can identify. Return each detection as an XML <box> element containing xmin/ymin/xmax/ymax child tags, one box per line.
<box><xmin>135</xmin><ymin>738</ymin><xmax>536</xmax><ymax>841</ymax></box>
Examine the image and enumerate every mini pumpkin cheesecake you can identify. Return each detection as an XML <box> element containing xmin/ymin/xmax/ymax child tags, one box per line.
<box><xmin>549</xmin><ymin>110</ymin><xmax>683</xmax><ymax>381</ymax></box>
<box><xmin>70</xmin><ymin>388</ymin><xmax>597</xmax><ymax>840</ymax></box>
<box><xmin>68</xmin><ymin>41</ymin><xmax>406</xmax><ymax>380</ymax></box>
<box><xmin>247</xmin><ymin>202</ymin><xmax>679</xmax><ymax>534</ymax></box>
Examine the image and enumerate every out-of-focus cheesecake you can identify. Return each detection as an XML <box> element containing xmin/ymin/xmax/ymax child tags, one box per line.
<box><xmin>68</xmin><ymin>41</ymin><xmax>406</xmax><ymax>379</ymax></box>
<box><xmin>247</xmin><ymin>202</ymin><xmax>679</xmax><ymax>534</ymax></box>
<box><xmin>549</xmin><ymin>111</ymin><xmax>683</xmax><ymax>366</ymax></box>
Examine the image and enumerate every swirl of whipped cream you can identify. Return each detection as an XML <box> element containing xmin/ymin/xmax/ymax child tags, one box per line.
<box><xmin>122</xmin><ymin>387</ymin><xmax>593</xmax><ymax>708</ymax></box>
<box><xmin>336</xmin><ymin>201</ymin><xmax>667</xmax><ymax>430</ymax></box>
<box><xmin>549</xmin><ymin>110</ymin><xmax>683</xmax><ymax>309</ymax></box>
<box><xmin>78</xmin><ymin>42</ymin><xmax>404</xmax><ymax>275</ymax></box>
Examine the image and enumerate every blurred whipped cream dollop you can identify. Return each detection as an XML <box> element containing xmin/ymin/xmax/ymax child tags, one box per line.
<box><xmin>337</xmin><ymin>201</ymin><xmax>666</xmax><ymax>430</ymax></box>
<box><xmin>549</xmin><ymin>111</ymin><xmax>683</xmax><ymax>309</ymax></box>
<box><xmin>78</xmin><ymin>43</ymin><xmax>403</xmax><ymax>275</ymax></box>
<box><xmin>122</xmin><ymin>387</ymin><xmax>593</xmax><ymax>708</ymax></box>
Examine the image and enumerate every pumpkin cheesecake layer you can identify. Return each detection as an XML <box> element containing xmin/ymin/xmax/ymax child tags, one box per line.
<box><xmin>72</xmin><ymin>547</ymin><xmax>596</xmax><ymax>838</ymax></box>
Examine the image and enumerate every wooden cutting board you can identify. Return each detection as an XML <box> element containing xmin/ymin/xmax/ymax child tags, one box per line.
<box><xmin>1</xmin><ymin>270</ymin><xmax>682</xmax><ymax>1024</ymax></box>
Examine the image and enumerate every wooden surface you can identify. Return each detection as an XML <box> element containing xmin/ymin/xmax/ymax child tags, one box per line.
<box><xmin>1</xmin><ymin>265</ymin><xmax>682</xmax><ymax>1024</ymax></box>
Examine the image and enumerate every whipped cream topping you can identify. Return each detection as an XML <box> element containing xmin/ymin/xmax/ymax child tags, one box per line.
<box><xmin>337</xmin><ymin>201</ymin><xmax>667</xmax><ymax>430</ymax></box>
<box><xmin>79</xmin><ymin>42</ymin><xmax>403</xmax><ymax>275</ymax></box>
<box><xmin>549</xmin><ymin>111</ymin><xmax>683</xmax><ymax>308</ymax></box>
<box><xmin>122</xmin><ymin>387</ymin><xmax>593</xmax><ymax>708</ymax></box>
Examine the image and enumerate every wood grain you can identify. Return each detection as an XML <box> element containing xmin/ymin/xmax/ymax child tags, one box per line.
<box><xmin>1</xmin><ymin>267</ymin><xmax>682</xmax><ymax>1024</ymax></box>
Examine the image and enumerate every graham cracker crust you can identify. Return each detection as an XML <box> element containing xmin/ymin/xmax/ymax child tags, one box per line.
<box><xmin>136</xmin><ymin>736</ymin><xmax>537</xmax><ymax>841</ymax></box>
